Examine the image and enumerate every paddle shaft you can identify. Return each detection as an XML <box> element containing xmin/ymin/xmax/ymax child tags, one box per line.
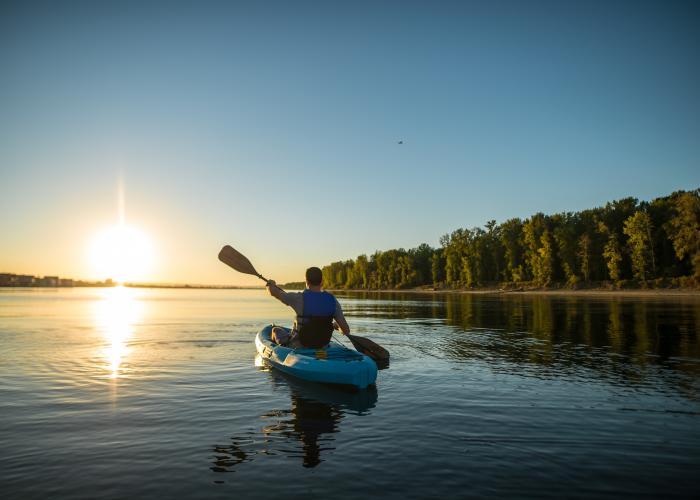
<box><xmin>253</xmin><ymin>272</ymin><xmax>281</xmax><ymax>291</ymax></box>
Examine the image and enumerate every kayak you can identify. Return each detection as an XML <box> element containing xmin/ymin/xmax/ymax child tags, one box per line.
<box><xmin>255</xmin><ymin>325</ymin><xmax>378</xmax><ymax>389</ymax></box>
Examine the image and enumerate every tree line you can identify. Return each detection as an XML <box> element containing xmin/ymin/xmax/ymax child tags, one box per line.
<box><xmin>317</xmin><ymin>189</ymin><xmax>700</xmax><ymax>289</ymax></box>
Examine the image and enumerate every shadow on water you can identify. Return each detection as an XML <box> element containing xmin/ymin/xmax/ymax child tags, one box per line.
<box><xmin>211</xmin><ymin>363</ymin><xmax>377</xmax><ymax>476</ymax></box>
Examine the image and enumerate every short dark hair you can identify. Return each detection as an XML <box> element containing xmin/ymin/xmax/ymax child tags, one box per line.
<box><xmin>305</xmin><ymin>267</ymin><xmax>323</xmax><ymax>286</ymax></box>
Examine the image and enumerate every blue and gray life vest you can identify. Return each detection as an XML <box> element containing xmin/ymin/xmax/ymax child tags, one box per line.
<box><xmin>296</xmin><ymin>290</ymin><xmax>336</xmax><ymax>348</ymax></box>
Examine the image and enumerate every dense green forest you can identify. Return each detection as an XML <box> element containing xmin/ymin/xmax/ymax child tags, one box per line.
<box><xmin>316</xmin><ymin>189</ymin><xmax>700</xmax><ymax>290</ymax></box>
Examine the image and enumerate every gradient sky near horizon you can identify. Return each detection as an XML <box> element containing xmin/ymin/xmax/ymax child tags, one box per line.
<box><xmin>1</xmin><ymin>0</ymin><xmax>699</xmax><ymax>285</ymax></box>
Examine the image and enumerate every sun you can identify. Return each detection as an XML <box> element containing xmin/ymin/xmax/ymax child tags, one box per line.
<box><xmin>89</xmin><ymin>224</ymin><xmax>155</xmax><ymax>284</ymax></box>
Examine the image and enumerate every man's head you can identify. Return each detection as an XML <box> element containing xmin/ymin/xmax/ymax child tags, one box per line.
<box><xmin>305</xmin><ymin>267</ymin><xmax>323</xmax><ymax>287</ymax></box>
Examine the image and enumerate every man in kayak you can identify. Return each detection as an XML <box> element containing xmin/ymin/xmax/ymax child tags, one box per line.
<box><xmin>266</xmin><ymin>266</ymin><xmax>350</xmax><ymax>349</ymax></box>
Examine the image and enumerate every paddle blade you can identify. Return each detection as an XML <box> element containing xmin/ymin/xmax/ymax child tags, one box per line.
<box><xmin>348</xmin><ymin>334</ymin><xmax>389</xmax><ymax>367</ymax></box>
<box><xmin>218</xmin><ymin>245</ymin><xmax>260</xmax><ymax>277</ymax></box>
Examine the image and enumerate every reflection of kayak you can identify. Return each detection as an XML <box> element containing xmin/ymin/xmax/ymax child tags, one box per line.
<box><xmin>263</xmin><ymin>364</ymin><xmax>379</xmax><ymax>412</ymax></box>
<box><xmin>255</xmin><ymin>325</ymin><xmax>378</xmax><ymax>389</ymax></box>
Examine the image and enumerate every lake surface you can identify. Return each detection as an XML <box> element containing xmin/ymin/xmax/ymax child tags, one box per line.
<box><xmin>1</xmin><ymin>288</ymin><xmax>699</xmax><ymax>499</ymax></box>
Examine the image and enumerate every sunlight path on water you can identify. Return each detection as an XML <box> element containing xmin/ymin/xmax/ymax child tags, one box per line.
<box><xmin>93</xmin><ymin>286</ymin><xmax>143</xmax><ymax>379</ymax></box>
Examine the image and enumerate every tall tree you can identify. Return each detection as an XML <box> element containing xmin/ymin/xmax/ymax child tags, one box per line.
<box><xmin>352</xmin><ymin>254</ymin><xmax>370</xmax><ymax>288</ymax></box>
<box><xmin>598</xmin><ymin>222</ymin><xmax>624</xmax><ymax>282</ymax></box>
<box><xmin>623</xmin><ymin>211</ymin><xmax>655</xmax><ymax>281</ymax></box>
<box><xmin>578</xmin><ymin>233</ymin><xmax>592</xmax><ymax>282</ymax></box>
<box><xmin>484</xmin><ymin>220</ymin><xmax>503</xmax><ymax>281</ymax></box>
<box><xmin>500</xmin><ymin>218</ymin><xmax>525</xmax><ymax>281</ymax></box>
<box><xmin>430</xmin><ymin>250</ymin><xmax>445</xmax><ymax>286</ymax></box>
<box><xmin>523</xmin><ymin>214</ymin><xmax>551</xmax><ymax>285</ymax></box>
<box><xmin>411</xmin><ymin>243</ymin><xmax>434</xmax><ymax>285</ymax></box>
<box><xmin>553</xmin><ymin>214</ymin><xmax>579</xmax><ymax>286</ymax></box>
<box><xmin>538</xmin><ymin>229</ymin><xmax>555</xmax><ymax>286</ymax></box>
<box><xmin>665</xmin><ymin>191</ymin><xmax>700</xmax><ymax>279</ymax></box>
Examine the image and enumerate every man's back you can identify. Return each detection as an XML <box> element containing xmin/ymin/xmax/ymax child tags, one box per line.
<box><xmin>266</xmin><ymin>266</ymin><xmax>351</xmax><ymax>347</ymax></box>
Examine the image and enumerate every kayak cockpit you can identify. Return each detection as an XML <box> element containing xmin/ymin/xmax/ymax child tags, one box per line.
<box><xmin>255</xmin><ymin>324</ymin><xmax>378</xmax><ymax>389</ymax></box>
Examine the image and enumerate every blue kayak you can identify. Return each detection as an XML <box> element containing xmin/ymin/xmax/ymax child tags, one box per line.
<box><xmin>255</xmin><ymin>325</ymin><xmax>378</xmax><ymax>389</ymax></box>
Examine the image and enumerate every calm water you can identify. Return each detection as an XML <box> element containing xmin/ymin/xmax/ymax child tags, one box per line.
<box><xmin>1</xmin><ymin>288</ymin><xmax>699</xmax><ymax>499</ymax></box>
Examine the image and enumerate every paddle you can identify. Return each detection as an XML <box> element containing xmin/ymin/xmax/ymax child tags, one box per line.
<box><xmin>218</xmin><ymin>244</ymin><xmax>390</xmax><ymax>363</ymax></box>
<box><xmin>218</xmin><ymin>244</ymin><xmax>273</xmax><ymax>284</ymax></box>
<box><xmin>334</xmin><ymin>323</ymin><xmax>390</xmax><ymax>366</ymax></box>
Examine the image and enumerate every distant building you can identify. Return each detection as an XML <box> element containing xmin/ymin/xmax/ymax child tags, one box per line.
<box><xmin>38</xmin><ymin>276</ymin><xmax>59</xmax><ymax>287</ymax></box>
<box><xmin>17</xmin><ymin>275</ymin><xmax>34</xmax><ymax>286</ymax></box>
<box><xmin>0</xmin><ymin>273</ymin><xmax>92</xmax><ymax>287</ymax></box>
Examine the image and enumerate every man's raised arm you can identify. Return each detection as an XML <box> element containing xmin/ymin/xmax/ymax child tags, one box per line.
<box><xmin>266</xmin><ymin>280</ymin><xmax>287</xmax><ymax>303</ymax></box>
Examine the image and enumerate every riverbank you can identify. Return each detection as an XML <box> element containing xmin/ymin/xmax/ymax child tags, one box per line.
<box><xmin>4</xmin><ymin>284</ymin><xmax>697</xmax><ymax>297</ymax></box>
<box><xmin>330</xmin><ymin>287</ymin><xmax>700</xmax><ymax>297</ymax></box>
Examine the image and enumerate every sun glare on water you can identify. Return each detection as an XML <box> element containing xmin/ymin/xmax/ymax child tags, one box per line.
<box><xmin>94</xmin><ymin>286</ymin><xmax>143</xmax><ymax>378</ymax></box>
<box><xmin>90</xmin><ymin>224</ymin><xmax>155</xmax><ymax>284</ymax></box>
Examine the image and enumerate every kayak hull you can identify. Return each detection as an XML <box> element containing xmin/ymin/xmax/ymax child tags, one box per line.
<box><xmin>255</xmin><ymin>325</ymin><xmax>378</xmax><ymax>389</ymax></box>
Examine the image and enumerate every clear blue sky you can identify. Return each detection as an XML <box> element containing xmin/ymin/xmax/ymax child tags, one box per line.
<box><xmin>1</xmin><ymin>0</ymin><xmax>698</xmax><ymax>284</ymax></box>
